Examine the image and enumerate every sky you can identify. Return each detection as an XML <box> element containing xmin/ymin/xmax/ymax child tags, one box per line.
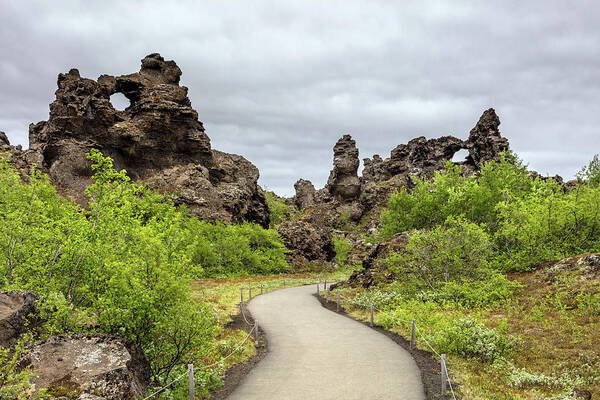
<box><xmin>1</xmin><ymin>1</ymin><xmax>599</xmax><ymax>196</ymax></box>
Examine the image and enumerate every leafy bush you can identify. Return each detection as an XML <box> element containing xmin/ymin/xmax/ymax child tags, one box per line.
<box><xmin>380</xmin><ymin>152</ymin><xmax>532</xmax><ymax>238</ymax></box>
<box><xmin>380</xmin><ymin>152</ymin><xmax>600</xmax><ymax>273</ymax></box>
<box><xmin>186</xmin><ymin>220</ymin><xmax>288</xmax><ymax>277</ymax></box>
<box><xmin>495</xmin><ymin>183</ymin><xmax>600</xmax><ymax>271</ymax></box>
<box><xmin>577</xmin><ymin>154</ymin><xmax>600</xmax><ymax>186</ymax></box>
<box><xmin>0</xmin><ymin>150</ymin><xmax>289</xmax><ymax>385</ymax></box>
<box><xmin>437</xmin><ymin>317</ymin><xmax>511</xmax><ymax>361</ymax></box>
<box><xmin>416</xmin><ymin>274</ymin><xmax>522</xmax><ymax>307</ymax></box>
<box><xmin>333</xmin><ymin>235</ymin><xmax>353</xmax><ymax>267</ymax></box>
<box><xmin>264</xmin><ymin>191</ymin><xmax>290</xmax><ymax>227</ymax></box>
<box><xmin>0</xmin><ymin>336</ymin><xmax>44</xmax><ymax>400</ymax></box>
<box><xmin>388</xmin><ymin>217</ymin><xmax>492</xmax><ymax>288</ymax></box>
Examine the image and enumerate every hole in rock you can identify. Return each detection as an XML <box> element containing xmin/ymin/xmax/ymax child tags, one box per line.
<box><xmin>451</xmin><ymin>149</ymin><xmax>470</xmax><ymax>163</ymax></box>
<box><xmin>110</xmin><ymin>93</ymin><xmax>130</xmax><ymax>111</ymax></box>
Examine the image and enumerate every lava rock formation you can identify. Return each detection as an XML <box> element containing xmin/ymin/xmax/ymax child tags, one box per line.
<box><xmin>4</xmin><ymin>54</ymin><xmax>269</xmax><ymax>227</ymax></box>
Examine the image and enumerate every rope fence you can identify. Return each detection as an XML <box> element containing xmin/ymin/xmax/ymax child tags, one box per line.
<box><xmin>144</xmin><ymin>276</ymin><xmax>458</xmax><ymax>399</ymax></box>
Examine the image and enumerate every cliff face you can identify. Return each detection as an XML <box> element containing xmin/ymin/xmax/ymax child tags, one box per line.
<box><xmin>4</xmin><ymin>54</ymin><xmax>269</xmax><ymax>227</ymax></box>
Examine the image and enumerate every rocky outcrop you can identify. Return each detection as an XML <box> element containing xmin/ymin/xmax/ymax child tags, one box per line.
<box><xmin>0</xmin><ymin>290</ymin><xmax>40</xmax><ymax>348</ymax></box>
<box><xmin>26</xmin><ymin>334</ymin><xmax>151</xmax><ymax>400</ymax></box>
<box><xmin>0</xmin><ymin>131</ymin><xmax>10</xmax><ymax>147</ymax></box>
<box><xmin>384</xmin><ymin>135</ymin><xmax>465</xmax><ymax>179</ymax></box>
<box><xmin>277</xmin><ymin>216</ymin><xmax>335</xmax><ymax>267</ymax></box>
<box><xmin>362</xmin><ymin>108</ymin><xmax>508</xmax><ymax>185</ymax></box>
<box><xmin>325</xmin><ymin>135</ymin><xmax>361</xmax><ymax>202</ymax></box>
<box><xmin>330</xmin><ymin>232</ymin><xmax>410</xmax><ymax>289</ymax></box>
<box><xmin>294</xmin><ymin>179</ymin><xmax>316</xmax><ymax>210</ymax></box>
<box><xmin>289</xmin><ymin>109</ymin><xmax>511</xmax><ymax>270</ymax></box>
<box><xmin>465</xmin><ymin>108</ymin><xmax>509</xmax><ymax>167</ymax></box>
<box><xmin>361</xmin><ymin>232</ymin><xmax>410</xmax><ymax>270</ymax></box>
<box><xmin>11</xmin><ymin>53</ymin><xmax>268</xmax><ymax>227</ymax></box>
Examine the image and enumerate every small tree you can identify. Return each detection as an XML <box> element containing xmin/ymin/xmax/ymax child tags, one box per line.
<box><xmin>577</xmin><ymin>154</ymin><xmax>600</xmax><ymax>186</ymax></box>
<box><xmin>388</xmin><ymin>217</ymin><xmax>492</xmax><ymax>289</ymax></box>
<box><xmin>264</xmin><ymin>191</ymin><xmax>290</xmax><ymax>228</ymax></box>
<box><xmin>333</xmin><ymin>235</ymin><xmax>353</xmax><ymax>268</ymax></box>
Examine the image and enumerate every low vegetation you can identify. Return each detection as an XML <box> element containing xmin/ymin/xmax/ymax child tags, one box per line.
<box><xmin>334</xmin><ymin>152</ymin><xmax>600</xmax><ymax>398</ymax></box>
<box><xmin>0</xmin><ymin>151</ymin><xmax>290</xmax><ymax>397</ymax></box>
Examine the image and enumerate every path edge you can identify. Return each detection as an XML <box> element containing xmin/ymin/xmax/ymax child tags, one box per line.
<box><xmin>207</xmin><ymin>301</ymin><xmax>268</xmax><ymax>400</ymax></box>
<box><xmin>315</xmin><ymin>294</ymin><xmax>454</xmax><ymax>400</ymax></box>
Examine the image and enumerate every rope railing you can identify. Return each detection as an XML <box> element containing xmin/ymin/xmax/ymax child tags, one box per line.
<box><xmin>142</xmin><ymin>371</ymin><xmax>188</xmax><ymax>400</ymax></box>
<box><xmin>318</xmin><ymin>281</ymin><xmax>459</xmax><ymax>400</ymax></box>
<box><xmin>143</xmin><ymin>321</ymin><xmax>257</xmax><ymax>399</ymax></box>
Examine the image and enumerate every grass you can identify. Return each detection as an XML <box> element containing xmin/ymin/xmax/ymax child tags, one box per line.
<box><xmin>324</xmin><ymin>258</ymin><xmax>600</xmax><ymax>399</ymax></box>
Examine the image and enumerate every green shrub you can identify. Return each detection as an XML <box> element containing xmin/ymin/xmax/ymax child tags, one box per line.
<box><xmin>387</xmin><ymin>217</ymin><xmax>492</xmax><ymax>288</ymax></box>
<box><xmin>264</xmin><ymin>191</ymin><xmax>290</xmax><ymax>228</ymax></box>
<box><xmin>0</xmin><ymin>150</ymin><xmax>289</xmax><ymax>385</ymax></box>
<box><xmin>416</xmin><ymin>274</ymin><xmax>522</xmax><ymax>307</ymax></box>
<box><xmin>437</xmin><ymin>317</ymin><xmax>511</xmax><ymax>361</ymax></box>
<box><xmin>495</xmin><ymin>182</ymin><xmax>600</xmax><ymax>271</ymax></box>
<box><xmin>577</xmin><ymin>154</ymin><xmax>600</xmax><ymax>186</ymax></box>
<box><xmin>380</xmin><ymin>152</ymin><xmax>531</xmax><ymax>238</ymax></box>
<box><xmin>187</xmin><ymin>220</ymin><xmax>288</xmax><ymax>277</ymax></box>
<box><xmin>333</xmin><ymin>235</ymin><xmax>353</xmax><ymax>267</ymax></box>
<box><xmin>0</xmin><ymin>336</ymin><xmax>44</xmax><ymax>400</ymax></box>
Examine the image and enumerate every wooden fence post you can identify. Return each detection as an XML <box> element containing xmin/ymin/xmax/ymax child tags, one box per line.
<box><xmin>441</xmin><ymin>354</ymin><xmax>447</xmax><ymax>394</ymax></box>
<box><xmin>370</xmin><ymin>304</ymin><xmax>374</xmax><ymax>327</ymax></box>
<box><xmin>254</xmin><ymin>320</ymin><xmax>259</xmax><ymax>345</ymax></box>
<box><xmin>188</xmin><ymin>364</ymin><xmax>194</xmax><ymax>400</ymax></box>
<box><xmin>260</xmin><ymin>283</ymin><xmax>263</xmax><ymax>295</ymax></box>
<box><xmin>337</xmin><ymin>294</ymin><xmax>340</xmax><ymax>312</ymax></box>
<box><xmin>240</xmin><ymin>287</ymin><xmax>243</xmax><ymax>304</ymax></box>
<box><xmin>410</xmin><ymin>319</ymin><xmax>415</xmax><ymax>349</ymax></box>
<box><xmin>249</xmin><ymin>286</ymin><xmax>252</xmax><ymax>299</ymax></box>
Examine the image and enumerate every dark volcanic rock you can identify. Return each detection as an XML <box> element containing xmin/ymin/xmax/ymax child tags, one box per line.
<box><xmin>361</xmin><ymin>108</ymin><xmax>510</xmax><ymax>185</ymax></box>
<box><xmin>362</xmin><ymin>154</ymin><xmax>390</xmax><ymax>183</ymax></box>
<box><xmin>23</xmin><ymin>53</ymin><xmax>268</xmax><ymax>227</ymax></box>
<box><xmin>277</xmin><ymin>217</ymin><xmax>335</xmax><ymax>266</ymax></box>
<box><xmin>465</xmin><ymin>108</ymin><xmax>509</xmax><ymax>167</ymax></box>
<box><xmin>0</xmin><ymin>131</ymin><xmax>9</xmax><ymax>147</ymax></box>
<box><xmin>361</xmin><ymin>232</ymin><xmax>410</xmax><ymax>270</ymax></box>
<box><xmin>0</xmin><ymin>290</ymin><xmax>40</xmax><ymax>348</ymax></box>
<box><xmin>386</xmin><ymin>135</ymin><xmax>464</xmax><ymax>178</ymax></box>
<box><xmin>26</xmin><ymin>334</ymin><xmax>151</xmax><ymax>400</ymax></box>
<box><xmin>326</xmin><ymin>135</ymin><xmax>361</xmax><ymax>202</ymax></box>
<box><xmin>293</xmin><ymin>179</ymin><xmax>316</xmax><ymax>210</ymax></box>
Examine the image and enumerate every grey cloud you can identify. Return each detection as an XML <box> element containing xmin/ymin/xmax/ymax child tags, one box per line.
<box><xmin>1</xmin><ymin>0</ymin><xmax>599</xmax><ymax>196</ymax></box>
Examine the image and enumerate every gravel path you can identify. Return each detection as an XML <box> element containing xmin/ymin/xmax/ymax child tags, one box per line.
<box><xmin>227</xmin><ymin>284</ymin><xmax>425</xmax><ymax>400</ymax></box>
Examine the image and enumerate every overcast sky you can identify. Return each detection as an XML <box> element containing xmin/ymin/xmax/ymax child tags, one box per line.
<box><xmin>1</xmin><ymin>1</ymin><xmax>599</xmax><ymax>196</ymax></box>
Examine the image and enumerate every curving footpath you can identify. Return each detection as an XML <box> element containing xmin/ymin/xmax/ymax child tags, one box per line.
<box><xmin>227</xmin><ymin>284</ymin><xmax>425</xmax><ymax>400</ymax></box>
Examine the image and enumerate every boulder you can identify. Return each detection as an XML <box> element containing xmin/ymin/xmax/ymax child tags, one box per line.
<box><xmin>26</xmin><ymin>334</ymin><xmax>151</xmax><ymax>400</ymax></box>
<box><xmin>21</xmin><ymin>53</ymin><xmax>268</xmax><ymax>227</ymax></box>
<box><xmin>0</xmin><ymin>290</ymin><xmax>39</xmax><ymax>348</ymax></box>
<box><xmin>361</xmin><ymin>232</ymin><xmax>410</xmax><ymax>270</ymax></box>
